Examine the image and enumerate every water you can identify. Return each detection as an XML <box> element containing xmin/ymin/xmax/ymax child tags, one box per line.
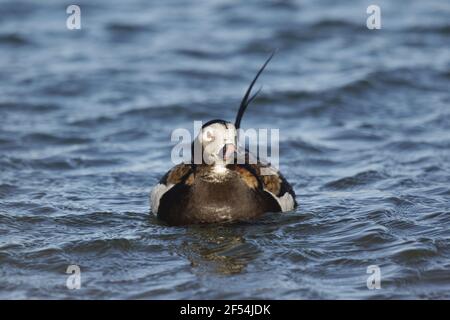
<box><xmin>1</xmin><ymin>0</ymin><xmax>450</xmax><ymax>299</ymax></box>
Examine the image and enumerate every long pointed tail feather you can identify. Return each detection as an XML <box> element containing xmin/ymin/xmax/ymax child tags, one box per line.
<box><xmin>234</xmin><ymin>50</ymin><xmax>276</xmax><ymax>129</ymax></box>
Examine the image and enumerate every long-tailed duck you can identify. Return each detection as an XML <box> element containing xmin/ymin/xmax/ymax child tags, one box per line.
<box><xmin>151</xmin><ymin>53</ymin><xmax>297</xmax><ymax>225</ymax></box>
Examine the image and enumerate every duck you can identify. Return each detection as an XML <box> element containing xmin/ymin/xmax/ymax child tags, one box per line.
<box><xmin>150</xmin><ymin>52</ymin><xmax>297</xmax><ymax>225</ymax></box>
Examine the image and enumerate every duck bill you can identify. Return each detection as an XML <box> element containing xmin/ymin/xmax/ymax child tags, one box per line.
<box><xmin>223</xmin><ymin>143</ymin><xmax>236</xmax><ymax>160</ymax></box>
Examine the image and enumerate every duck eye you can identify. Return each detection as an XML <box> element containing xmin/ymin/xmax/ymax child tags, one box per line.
<box><xmin>202</xmin><ymin>129</ymin><xmax>215</xmax><ymax>142</ymax></box>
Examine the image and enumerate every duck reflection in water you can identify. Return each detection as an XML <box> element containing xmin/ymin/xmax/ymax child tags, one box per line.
<box><xmin>178</xmin><ymin>224</ymin><xmax>261</xmax><ymax>275</ymax></box>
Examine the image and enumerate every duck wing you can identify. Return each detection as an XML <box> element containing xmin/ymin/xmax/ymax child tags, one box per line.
<box><xmin>150</xmin><ymin>163</ymin><xmax>194</xmax><ymax>214</ymax></box>
<box><xmin>231</xmin><ymin>150</ymin><xmax>297</xmax><ymax>212</ymax></box>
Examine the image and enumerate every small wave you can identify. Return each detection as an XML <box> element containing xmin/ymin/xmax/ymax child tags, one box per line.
<box><xmin>321</xmin><ymin>257</ymin><xmax>367</xmax><ymax>268</ymax></box>
<box><xmin>311</xmin><ymin>19</ymin><xmax>362</xmax><ymax>31</ymax></box>
<box><xmin>324</xmin><ymin>170</ymin><xmax>387</xmax><ymax>190</ymax></box>
<box><xmin>250</xmin><ymin>67</ymin><xmax>442</xmax><ymax>119</ymax></box>
<box><xmin>118</xmin><ymin>103</ymin><xmax>212</xmax><ymax>119</ymax></box>
<box><xmin>0</xmin><ymin>102</ymin><xmax>60</xmax><ymax>113</ymax></box>
<box><xmin>41</xmin><ymin>80</ymin><xmax>92</xmax><ymax>97</ymax></box>
<box><xmin>68</xmin><ymin>115</ymin><xmax>116</xmax><ymax>127</ymax></box>
<box><xmin>105</xmin><ymin>22</ymin><xmax>156</xmax><ymax>44</ymax></box>
<box><xmin>0</xmin><ymin>184</ymin><xmax>19</xmax><ymax>198</ymax></box>
<box><xmin>106</xmin><ymin>22</ymin><xmax>154</xmax><ymax>33</ymax></box>
<box><xmin>0</xmin><ymin>212</ymin><xmax>15</xmax><ymax>225</ymax></box>
<box><xmin>407</xmin><ymin>25</ymin><xmax>450</xmax><ymax>35</ymax></box>
<box><xmin>284</xmin><ymin>138</ymin><xmax>335</xmax><ymax>154</ymax></box>
<box><xmin>21</xmin><ymin>133</ymin><xmax>92</xmax><ymax>146</ymax></box>
<box><xmin>423</xmin><ymin>112</ymin><xmax>450</xmax><ymax>130</ymax></box>
<box><xmin>175</xmin><ymin>48</ymin><xmax>229</xmax><ymax>59</ymax></box>
<box><xmin>324</xmin><ymin>128</ymin><xmax>385</xmax><ymax>142</ymax></box>
<box><xmin>23</xmin><ymin>246</ymin><xmax>64</xmax><ymax>259</ymax></box>
<box><xmin>391</xmin><ymin>243</ymin><xmax>438</xmax><ymax>262</ymax></box>
<box><xmin>0</xmin><ymin>137</ymin><xmax>12</xmax><ymax>146</ymax></box>
<box><xmin>386</xmin><ymin>196</ymin><xmax>414</xmax><ymax>207</ymax></box>
<box><xmin>437</xmin><ymin>188</ymin><xmax>450</xmax><ymax>196</ymax></box>
<box><xmin>418</xmin><ymin>211</ymin><xmax>450</xmax><ymax>223</ymax></box>
<box><xmin>0</xmin><ymin>1</ymin><xmax>38</xmax><ymax>17</ymax></box>
<box><xmin>65</xmin><ymin>238</ymin><xmax>138</xmax><ymax>254</ymax></box>
<box><xmin>365</xmin><ymin>209</ymin><xmax>395</xmax><ymax>220</ymax></box>
<box><xmin>0</xmin><ymin>211</ymin><xmax>49</xmax><ymax>224</ymax></box>
<box><xmin>164</xmin><ymin>68</ymin><xmax>239</xmax><ymax>81</ymax></box>
<box><xmin>0</xmin><ymin>155</ymin><xmax>123</xmax><ymax>171</ymax></box>
<box><xmin>0</xmin><ymin>33</ymin><xmax>30</xmax><ymax>46</ymax></box>
<box><xmin>326</xmin><ymin>67</ymin><xmax>443</xmax><ymax>100</ymax></box>
<box><xmin>383</xmin><ymin>140</ymin><xmax>443</xmax><ymax>152</ymax></box>
<box><xmin>353</xmin><ymin>226</ymin><xmax>395</xmax><ymax>246</ymax></box>
<box><xmin>299</xmin><ymin>157</ymin><xmax>340</xmax><ymax>168</ymax></box>
<box><xmin>384</xmin><ymin>219</ymin><xmax>420</xmax><ymax>232</ymax></box>
<box><xmin>103</xmin><ymin>129</ymin><xmax>148</xmax><ymax>142</ymax></box>
<box><xmin>253</xmin><ymin>90</ymin><xmax>314</xmax><ymax>106</ymax></box>
<box><xmin>271</xmin><ymin>19</ymin><xmax>363</xmax><ymax>46</ymax></box>
<box><xmin>54</xmin><ymin>211</ymin><xmax>146</xmax><ymax>227</ymax></box>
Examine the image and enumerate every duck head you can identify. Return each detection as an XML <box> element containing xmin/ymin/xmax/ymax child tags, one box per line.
<box><xmin>192</xmin><ymin>120</ymin><xmax>237</xmax><ymax>165</ymax></box>
<box><xmin>191</xmin><ymin>51</ymin><xmax>275</xmax><ymax>167</ymax></box>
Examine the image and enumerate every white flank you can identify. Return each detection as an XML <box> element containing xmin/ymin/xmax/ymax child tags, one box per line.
<box><xmin>150</xmin><ymin>183</ymin><xmax>174</xmax><ymax>215</ymax></box>
<box><xmin>267</xmin><ymin>191</ymin><xmax>295</xmax><ymax>212</ymax></box>
<box><xmin>278</xmin><ymin>192</ymin><xmax>295</xmax><ymax>212</ymax></box>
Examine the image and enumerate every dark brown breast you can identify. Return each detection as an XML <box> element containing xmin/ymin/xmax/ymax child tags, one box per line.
<box><xmin>156</xmin><ymin>165</ymin><xmax>280</xmax><ymax>225</ymax></box>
